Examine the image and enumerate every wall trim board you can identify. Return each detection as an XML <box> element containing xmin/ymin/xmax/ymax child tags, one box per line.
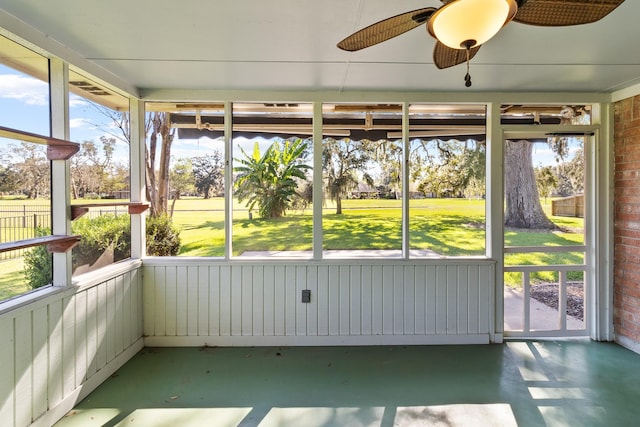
<box><xmin>144</xmin><ymin>334</ymin><xmax>490</xmax><ymax>347</ymax></box>
<box><xmin>616</xmin><ymin>335</ymin><xmax>640</xmax><ymax>356</ymax></box>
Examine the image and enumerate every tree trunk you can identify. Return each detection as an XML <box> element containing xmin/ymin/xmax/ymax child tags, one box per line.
<box><xmin>157</xmin><ymin>137</ymin><xmax>171</xmax><ymax>215</ymax></box>
<box><xmin>169</xmin><ymin>193</ymin><xmax>178</xmax><ymax>218</ymax></box>
<box><xmin>146</xmin><ymin>112</ymin><xmax>174</xmax><ymax>217</ymax></box>
<box><xmin>336</xmin><ymin>196</ymin><xmax>342</xmax><ymax>215</ymax></box>
<box><xmin>145</xmin><ymin>125</ymin><xmax>159</xmax><ymax>216</ymax></box>
<box><xmin>504</xmin><ymin>140</ymin><xmax>557</xmax><ymax>229</ymax></box>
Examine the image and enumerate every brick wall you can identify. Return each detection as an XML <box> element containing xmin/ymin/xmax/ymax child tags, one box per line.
<box><xmin>614</xmin><ymin>95</ymin><xmax>640</xmax><ymax>348</ymax></box>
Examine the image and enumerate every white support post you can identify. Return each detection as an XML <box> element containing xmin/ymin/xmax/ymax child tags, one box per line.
<box><xmin>49</xmin><ymin>57</ymin><xmax>72</xmax><ymax>287</ymax></box>
<box><xmin>589</xmin><ymin>102</ymin><xmax>614</xmax><ymax>341</ymax></box>
<box><xmin>130</xmin><ymin>99</ymin><xmax>146</xmax><ymax>259</ymax></box>
<box><xmin>486</xmin><ymin>102</ymin><xmax>504</xmax><ymax>343</ymax></box>
<box><xmin>313</xmin><ymin>101</ymin><xmax>323</xmax><ymax>260</ymax></box>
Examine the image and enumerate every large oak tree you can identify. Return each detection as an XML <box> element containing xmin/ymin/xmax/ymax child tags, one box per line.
<box><xmin>322</xmin><ymin>138</ymin><xmax>376</xmax><ymax>214</ymax></box>
<box><xmin>504</xmin><ymin>139</ymin><xmax>557</xmax><ymax>229</ymax></box>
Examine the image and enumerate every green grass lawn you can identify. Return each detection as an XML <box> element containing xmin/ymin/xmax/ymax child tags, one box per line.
<box><xmin>170</xmin><ymin>197</ymin><xmax>585</xmax><ymax>286</ymax></box>
<box><xmin>0</xmin><ymin>196</ymin><xmax>585</xmax><ymax>299</ymax></box>
<box><xmin>170</xmin><ymin>197</ymin><xmax>583</xmax><ymax>257</ymax></box>
<box><xmin>173</xmin><ymin>197</ymin><xmax>488</xmax><ymax>256</ymax></box>
<box><xmin>0</xmin><ymin>258</ymin><xmax>29</xmax><ymax>300</ymax></box>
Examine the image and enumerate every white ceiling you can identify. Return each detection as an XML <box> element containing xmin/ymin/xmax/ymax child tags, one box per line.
<box><xmin>1</xmin><ymin>0</ymin><xmax>640</xmax><ymax>95</ymax></box>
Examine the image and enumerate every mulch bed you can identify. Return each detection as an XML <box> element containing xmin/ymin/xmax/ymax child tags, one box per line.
<box><xmin>529</xmin><ymin>282</ymin><xmax>585</xmax><ymax>321</ymax></box>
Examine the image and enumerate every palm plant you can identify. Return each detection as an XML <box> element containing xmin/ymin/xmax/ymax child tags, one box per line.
<box><xmin>234</xmin><ymin>138</ymin><xmax>311</xmax><ymax>218</ymax></box>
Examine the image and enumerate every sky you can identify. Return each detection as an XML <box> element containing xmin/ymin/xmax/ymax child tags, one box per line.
<box><xmin>0</xmin><ymin>64</ymin><xmax>230</xmax><ymax>165</ymax></box>
<box><xmin>0</xmin><ymin>63</ymin><xmax>129</xmax><ymax>159</ymax></box>
<box><xmin>0</xmin><ymin>63</ymin><xmax>579</xmax><ymax>168</ymax></box>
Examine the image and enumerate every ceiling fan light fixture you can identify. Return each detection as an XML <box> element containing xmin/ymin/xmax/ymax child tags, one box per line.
<box><xmin>428</xmin><ymin>0</ymin><xmax>518</xmax><ymax>49</ymax></box>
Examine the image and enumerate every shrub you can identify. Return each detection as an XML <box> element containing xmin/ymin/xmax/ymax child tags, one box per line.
<box><xmin>72</xmin><ymin>214</ymin><xmax>131</xmax><ymax>268</ymax></box>
<box><xmin>24</xmin><ymin>215</ymin><xmax>130</xmax><ymax>288</ymax></box>
<box><xmin>23</xmin><ymin>213</ymin><xmax>181</xmax><ymax>289</ymax></box>
<box><xmin>24</xmin><ymin>227</ymin><xmax>53</xmax><ymax>289</ymax></box>
<box><xmin>146</xmin><ymin>214</ymin><xmax>181</xmax><ymax>256</ymax></box>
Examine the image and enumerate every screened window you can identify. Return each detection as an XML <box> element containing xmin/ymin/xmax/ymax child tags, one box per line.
<box><xmin>145</xmin><ymin>103</ymin><xmax>226</xmax><ymax>257</ymax></box>
<box><xmin>408</xmin><ymin>104</ymin><xmax>486</xmax><ymax>257</ymax></box>
<box><xmin>232</xmin><ymin>103</ymin><xmax>313</xmax><ymax>258</ymax></box>
<box><xmin>69</xmin><ymin>72</ymin><xmax>131</xmax><ymax>275</ymax></box>
<box><xmin>322</xmin><ymin>104</ymin><xmax>403</xmax><ymax>258</ymax></box>
<box><xmin>0</xmin><ymin>35</ymin><xmax>51</xmax><ymax>300</ymax></box>
<box><xmin>0</xmin><ymin>35</ymin><xmax>50</xmax><ymax>134</ymax></box>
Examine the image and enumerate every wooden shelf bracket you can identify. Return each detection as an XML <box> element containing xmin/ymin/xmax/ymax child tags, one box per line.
<box><xmin>71</xmin><ymin>202</ymin><xmax>149</xmax><ymax>220</ymax></box>
<box><xmin>0</xmin><ymin>125</ymin><xmax>80</xmax><ymax>160</ymax></box>
<box><xmin>0</xmin><ymin>235</ymin><xmax>81</xmax><ymax>254</ymax></box>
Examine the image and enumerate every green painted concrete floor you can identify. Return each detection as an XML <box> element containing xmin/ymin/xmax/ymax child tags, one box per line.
<box><xmin>55</xmin><ymin>341</ymin><xmax>640</xmax><ymax>427</ymax></box>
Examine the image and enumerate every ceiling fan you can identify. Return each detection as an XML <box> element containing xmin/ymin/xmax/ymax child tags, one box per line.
<box><xmin>337</xmin><ymin>0</ymin><xmax>626</xmax><ymax>87</ymax></box>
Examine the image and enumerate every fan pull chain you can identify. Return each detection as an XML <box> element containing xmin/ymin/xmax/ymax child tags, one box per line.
<box><xmin>464</xmin><ymin>47</ymin><xmax>472</xmax><ymax>87</ymax></box>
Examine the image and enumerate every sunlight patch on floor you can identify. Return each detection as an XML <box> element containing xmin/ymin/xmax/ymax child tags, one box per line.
<box><xmin>394</xmin><ymin>404</ymin><xmax>517</xmax><ymax>427</ymax></box>
<box><xmin>528</xmin><ymin>387</ymin><xmax>588</xmax><ymax>400</ymax></box>
<box><xmin>111</xmin><ymin>408</ymin><xmax>251</xmax><ymax>426</ymax></box>
<box><xmin>506</xmin><ymin>341</ymin><xmax>550</xmax><ymax>381</ymax></box>
<box><xmin>60</xmin><ymin>408</ymin><xmax>121</xmax><ymax>426</ymax></box>
<box><xmin>258</xmin><ymin>404</ymin><xmax>516</xmax><ymax>427</ymax></box>
<box><xmin>538</xmin><ymin>405</ymin><xmax>607</xmax><ymax>427</ymax></box>
<box><xmin>259</xmin><ymin>407</ymin><xmax>384</xmax><ymax>427</ymax></box>
<box><xmin>69</xmin><ymin>404</ymin><xmax>520</xmax><ymax>427</ymax></box>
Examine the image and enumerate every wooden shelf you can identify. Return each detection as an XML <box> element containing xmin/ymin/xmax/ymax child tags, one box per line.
<box><xmin>71</xmin><ymin>202</ymin><xmax>149</xmax><ymax>220</ymax></box>
<box><xmin>0</xmin><ymin>235</ymin><xmax>80</xmax><ymax>254</ymax></box>
<box><xmin>0</xmin><ymin>125</ymin><xmax>80</xmax><ymax>160</ymax></box>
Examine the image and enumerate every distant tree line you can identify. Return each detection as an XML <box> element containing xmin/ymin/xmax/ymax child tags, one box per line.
<box><xmin>0</xmin><ymin>103</ymin><xmax>586</xmax><ymax>233</ymax></box>
<box><xmin>0</xmin><ymin>137</ymin><xmax>130</xmax><ymax>200</ymax></box>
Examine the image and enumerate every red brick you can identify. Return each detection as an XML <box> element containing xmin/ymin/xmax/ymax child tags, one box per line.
<box><xmin>615</xmin><ymin>196</ymin><xmax>640</xmax><ymax>207</ymax></box>
<box><xmin>613</xmin><ymin>96</ymin><xmax>640</xmax><ymax>344</ymax></box>
<box><xmin>619</xmin><ymin>237</ymin><xmax>640</xmax><ymax>248</ymax></box>
<box><xmin>615</xmin><ymin>252</ymin><xmax>640</xmax><ymax>265</ymax></box>
<box><xmin>621</xmin><ymin>285</ymin><xmax>640</xmax><ymax>300</ymax></box>
<box><xmin>620</xmin><ymin>309</ymin><xmax>640</xmax><ymax>326</ymax></box>
<box><xmin>616</xmin><ymin>324</ymin><xmax>640</xmax><ymax>342</ymax></box>
<box><xmin>633</xmin><ymin>98</ymin><xmax>640</xmax><ymax>120</ymax></box>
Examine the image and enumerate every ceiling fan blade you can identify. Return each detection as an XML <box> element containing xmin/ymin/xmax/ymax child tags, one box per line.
<box><xmin>337</xmin><ymin>8</ymin><xmax>436</xmax><ymax>51</ymax></box>
<box><xmin>513</xmin><ymin>0</ymin><xmax>625</xmax><ymax>26</ymax></box>
<box><xmin>433</xmin><ymin>41</ymin><xmax>481</xmax><ymax>69</ymax></box>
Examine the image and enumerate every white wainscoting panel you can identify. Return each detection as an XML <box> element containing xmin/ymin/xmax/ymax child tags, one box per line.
<box><xmin>0</xmin><ymin>262</ymin><xmax>144</xmax><ymax>427</ymax></box>
<box><xmin>143</xmin><ymin>260</ymin><xmax>495</xmax><ymax>346</ymax></box>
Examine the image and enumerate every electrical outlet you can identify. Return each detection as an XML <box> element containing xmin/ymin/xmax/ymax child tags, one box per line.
<box><xmin>301</xmin><ymin>289</ymin><xmax>311</xmax><ymax>303</ymax></box>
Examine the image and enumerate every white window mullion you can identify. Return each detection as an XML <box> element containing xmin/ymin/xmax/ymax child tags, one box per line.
<box><xmin>224</xmin><ymin>101</ymin><xmax>233</xmax><ymax>259</ymax></box>
<box><xmin>402</xmin><ymin>102</ymin><xmax>410</xmax><ymax>259</ymax></box>
<box><xmin>313</xmin><ymin>101</ymin><xmax>323</xmax><ymax>260</ymax></box>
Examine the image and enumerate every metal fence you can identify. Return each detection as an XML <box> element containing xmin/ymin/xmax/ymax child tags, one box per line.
<box><xmin>0</xmin><ymin>205</ymin><xmax>51</xmax><ymax>261</ymax></box>
<box><xmin>83</xmin><ymin>206</ymin><xmax>130</xmax><ymax>219</ymax></box>
<box><xmin>0</xmin><ymin>204</ymin><xmax>131</xmax><ymax>262</ymax></box>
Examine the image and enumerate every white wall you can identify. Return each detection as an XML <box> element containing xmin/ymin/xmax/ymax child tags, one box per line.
<box><xmin>143</xmin><ymin>259</ymin><xmax>496</xmax><ymax>347</ymax></box>
<box><xmin>0</xmin><ymin>262</ymin><xmax>143</xmax><ymax>427</ymax></box>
